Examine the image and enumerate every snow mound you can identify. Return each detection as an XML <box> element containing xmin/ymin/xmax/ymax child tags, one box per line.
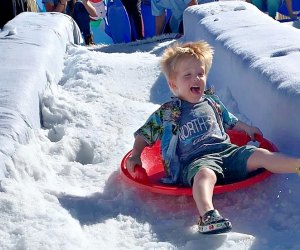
<box><xmin>0</xmin><ymin>12</ymin><xmax>81</xmax><ymax>178</ymax></box>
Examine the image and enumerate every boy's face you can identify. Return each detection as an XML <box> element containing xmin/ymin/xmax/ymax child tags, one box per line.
<box><xmin>169</xmin><ymin>56</ymin><xmax>206</xmax><ymax>103</ymax></box>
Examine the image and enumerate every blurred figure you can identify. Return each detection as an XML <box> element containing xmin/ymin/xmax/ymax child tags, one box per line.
<box><xmin>43</xmin><ymin>0</ymin><xmax>68</xmax><ymax>13</ymax></box>
<box><xmin>122</xmin><ymin>0</ymin><xmax>145</xmax><ymax>40</ymax></box>
<box><xmin>285</xmin><ymin>0</ymin><xmax>299</xmax><ymax>19</ymax></box>
<box><xmin>0</xmin><ymin>0</ymin><xmax>27</xmax><ymax>28</ymax></box>
<box><xmin>43</xmin><ymin>0</ymin><xmax>98</xmax><ymax>45</ymax></box>
<box><xmin>72</xmin><ymin>0</ymin><xmax>98</xmax><ymax>44</ymax></box>
<box><xmin>151</xmin><ymin>0</ymin><xmax>198</xmax><ymax>35</ymax></box>
<box><xmin>247</xmin><ymin>0</ymin><xmax>280</xmax><ymax>19</ymax></box>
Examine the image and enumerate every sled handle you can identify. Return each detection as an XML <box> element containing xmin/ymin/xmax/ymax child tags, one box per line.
<box><xmin>254</xmin><ymin>133</ymin><xmax>278</xmax><ymax>151</ymax></box>
<box><xmin>254</xmin><ymin>133</ymin><xmax>263</xmax><ymax>141</ymax></box>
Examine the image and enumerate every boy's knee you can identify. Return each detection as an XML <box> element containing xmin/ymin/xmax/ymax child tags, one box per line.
<box><xmin>247</xmin><ymin>147</ymin><xmax>273</xmax><ymax>171</ymax></box>
<box><xmin>252</xmin><ymin>147</ymin><xmax>272</xmax><ymax>157</ymax></box>
<box><xmin>194</xmin><ymin>167</ymin><xmax>217</xmax><ymax>183</ymax></box>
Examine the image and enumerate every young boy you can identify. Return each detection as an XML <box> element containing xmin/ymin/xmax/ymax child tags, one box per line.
<box><xmin>126</xmin><ymin>41</ymin><xmax>300</xmax><ymax>234</ymax></box>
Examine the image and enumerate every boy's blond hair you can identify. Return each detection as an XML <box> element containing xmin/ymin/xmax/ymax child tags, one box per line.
<box><xmin>160</xmin><ymin>41</ymin><xmax>214</xmax><ymax>81</ymax></box>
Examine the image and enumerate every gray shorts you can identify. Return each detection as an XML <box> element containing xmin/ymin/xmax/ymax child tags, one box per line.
<box><xmin>181</xmin><ymin>144</ymin><xmax>257</xmax><ymax>186</ymax></box>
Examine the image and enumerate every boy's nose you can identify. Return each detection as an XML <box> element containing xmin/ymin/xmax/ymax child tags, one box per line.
<box><xmin>194</xmin><ymin>76</ymin><xmax>200</xmax><ymax>82</ymax></box>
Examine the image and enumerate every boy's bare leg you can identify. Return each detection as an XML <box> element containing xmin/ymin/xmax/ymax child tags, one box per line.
<box><xmin>192</xmin><ymin>168</ymin><xmax>216</xmax><ymax>217</ymax></box>
<box><xmin>247</xmin><ymin>148</ymin><xmax>300</xmax><ymax>174</ymax></box>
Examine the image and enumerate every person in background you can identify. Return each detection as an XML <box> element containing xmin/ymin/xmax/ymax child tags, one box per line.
<box><xmin>285</xmin><ymin>0</ymin><xmax>299</xmax><ymax>20</ymax></box>
<box><xmin>247</xmin><ymin>0</ymin><xmax>280</xmax><ymax>19</ymax></box>
<box><xmin>43</xmin><ymin>0</ymin><xmax>98</xmax><ymax>45</ymax></box>
<box><xmin>122</xmin><ymin>0</ymin><xmax>145</xmax><ymax>41</ymax></box>
<box><xmin>0</xmin><ymin>0</ymin><xmax>27</xmax><ymax>29</ymax></box>
<box><xmin>151</xmin><ymin>0</ymin><xmax>198</xmax><ymax>35</ymax></box>
<box><xmin>247</xmin><ymin>0</ymin><xmax>298</xmax><ymax>19</ymax></box>
<box><xmin>126</xmin><ymin>41</ymin><xmax>300</xmax><ymax>234</ymax></box>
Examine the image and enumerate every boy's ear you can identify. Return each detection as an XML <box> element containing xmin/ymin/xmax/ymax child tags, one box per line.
<box><xmin>168</xmin><ymin>79</ymin><xmax>177</xmax><ymax>91</ymax></box>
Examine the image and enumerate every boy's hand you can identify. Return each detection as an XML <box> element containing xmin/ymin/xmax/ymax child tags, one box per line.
<box><xmin>245</xmin><ymin>126</ymin><xmax>263</xmax><ymax>141</ymax></box>
<box><xmin>126</xmin><ymin>155</ymin><xmax>148</xmax><ymax>183</ymax></box>
<box><xmin>126</xmin><ymin>135</ymin><xmax>150</xmax><ymax>182</ymax></box>
<box><xmin>126</xmin><ymin>155</ymin><xmax>142</xmax><ymax>176</ymax></box>
<box><xmin>233</xmin><ymin>121</ymin><xmax>263</xmax><ymax>141</ymax></box>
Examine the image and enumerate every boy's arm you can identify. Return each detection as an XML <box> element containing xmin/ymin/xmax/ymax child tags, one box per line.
<box><xmin>232</xmin><ymin>120</ymin><xmax>263</xmax><ymax>141</ymax></box>
<box><xmin>126</xmin><ymin>105</ymin><xmax>164</xmax><ymax>177</ymax></box>
<box><xmin>207</xmin><ymin>94</ymin><xmax>262</xmax><ymax>140</ymax></box>
<box><xmin>126</xmin><ymin>135</ymin><xmax>149</xmax><ymax>176</ymax></box>
<box><xmin>207</xmin><ymin>94</ymin><xmax>238</xmax><ymax>129</ymax></box>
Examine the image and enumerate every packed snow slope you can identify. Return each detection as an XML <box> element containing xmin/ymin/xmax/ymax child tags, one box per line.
<box><xmin>0</xmin><ymin>2</ymin><xmax>299</xmax><ymax>250</ymax></box>
<box><xmin>0</xmin><ymin>12</ymin><xmax>81</xmax><ymax>178</ymax></box>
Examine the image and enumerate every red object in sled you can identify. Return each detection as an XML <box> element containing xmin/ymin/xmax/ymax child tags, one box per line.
<box><xmin>120</xmin><ymin>130</ymin><xmax>279</xmax><ymax>196</ymax></box>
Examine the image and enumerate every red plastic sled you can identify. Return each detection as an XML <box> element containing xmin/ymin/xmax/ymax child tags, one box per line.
<box><xmin>120</xmin><ymin>130</ymin><xmax>279</xmax><ymax>196</ymax></box>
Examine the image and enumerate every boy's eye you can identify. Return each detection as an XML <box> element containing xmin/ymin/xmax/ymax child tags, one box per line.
<box><xmin>184</xmin><ymin>74</ymin><xmax>191</xmax><ymax>78</ymax></box>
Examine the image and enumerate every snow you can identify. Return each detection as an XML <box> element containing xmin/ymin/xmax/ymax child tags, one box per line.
<box><xmin>0</xmin><ymin>1</ymin><xmax>299</xmax><ymax>249</ymax></box>
<box><xmin>0</xmin><ymin>12</ymin><xmax>82</xmax><ymax>178</ymax></box>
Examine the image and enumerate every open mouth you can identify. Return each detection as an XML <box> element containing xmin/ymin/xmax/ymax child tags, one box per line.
<box><xmin>190</xmin><ymin>86</ymin><xmax>201</xmax><ymax>94</ymax></box>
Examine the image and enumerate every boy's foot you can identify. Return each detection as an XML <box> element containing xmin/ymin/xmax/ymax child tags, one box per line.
<box><xmin>198</xmin><ymin>209</ymin><xmax>232</xmax><ymax>234</ymax></box>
